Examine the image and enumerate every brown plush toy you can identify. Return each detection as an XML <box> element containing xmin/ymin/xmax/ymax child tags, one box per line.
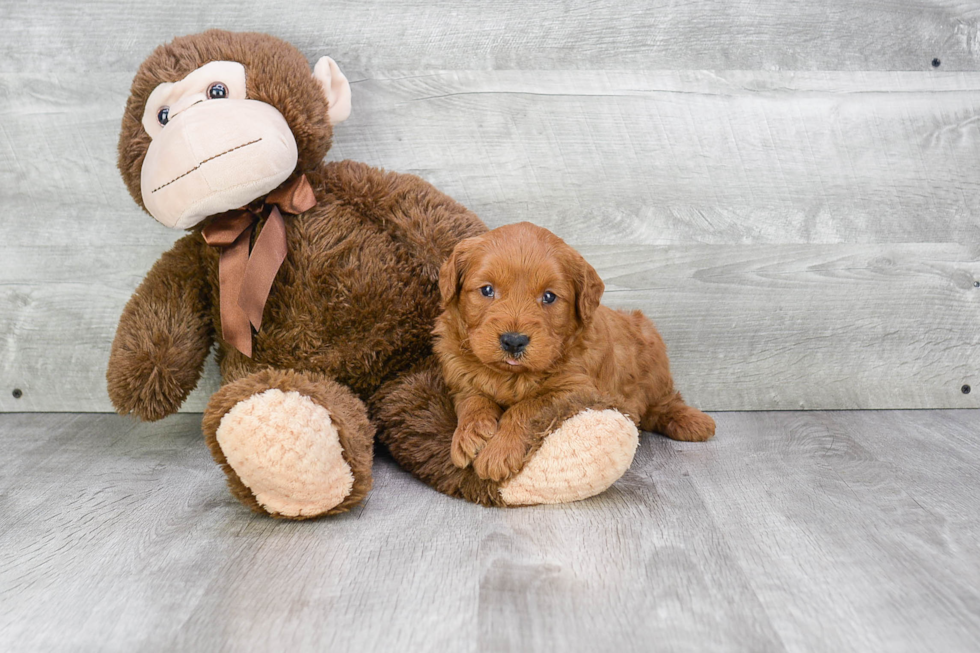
<box><xmin>108</xmin><ymin>30</ymin><xmax>642</xmax><ymax>518</ymax></box>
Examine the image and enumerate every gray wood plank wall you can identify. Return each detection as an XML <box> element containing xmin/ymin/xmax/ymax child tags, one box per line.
<box><xmin>1</xmin><ymin>1</ymin><xmax>979</xmax><ymax>412</ymax></box>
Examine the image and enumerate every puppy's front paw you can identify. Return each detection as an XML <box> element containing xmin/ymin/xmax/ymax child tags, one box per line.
<box><xmin>472</xmin><ymin>432</ymin><xmax>529</xmax><ymax>482</ymax></box>
<box><xmin>452</xmin><ymin>416</ymin><xmax>497</xmax><ymax>468</ymax></box>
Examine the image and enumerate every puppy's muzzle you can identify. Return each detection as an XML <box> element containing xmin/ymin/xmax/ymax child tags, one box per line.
<box><xmin>500</xmin><ymin>332</ymin><xmax>530</xmax><ymax>356</ymax></box>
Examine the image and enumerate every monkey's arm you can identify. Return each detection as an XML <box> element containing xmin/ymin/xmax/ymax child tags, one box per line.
<box><xmin>107</xmin><ymin>233</ymin><xmax>214</xmax><ymax>421</ymax></box>
<box><xmin>323</xmin><ymin>160</ymin><xmax>487</xmax><ymax>280</ymax></box>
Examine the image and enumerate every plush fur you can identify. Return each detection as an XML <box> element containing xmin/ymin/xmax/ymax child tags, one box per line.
<box><xmin>109</xmin><ymin>31</ymin><xmax>646</xmax><ymax>517</ymax></box>
<box><xmin>434</xmin><ymin>222</ymin><xmax>715</xmax><ymax>482</ymax></box>
<box><xmin>107</xmin><ymin>234</ymin><xmax>213</xmax><ymax>421</ymax></box>
<box><xmin>370</xmin><ymin>361</ymin><xmax>635</xmax><ymax>506</ymax></box>
<box><xmin>110</xmin><ymin>31</ymin><xmax>484</xmax><ymax>517</ymax></box>
<box><xmin>202</xmin><ymin>368</ymin><xmax>374</xmax><ymax>518</ymax></box>
<box><xmin>118</xmin><ymin>30</ymin><xmax>334</xmax><ymax>212</ymax></box>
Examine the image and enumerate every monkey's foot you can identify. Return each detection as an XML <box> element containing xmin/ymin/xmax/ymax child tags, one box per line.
<box><xmin>499</xmin><ymin>409</ymin><xmax>639</xmax><ymax>506</ymax></box>
<box><xmin>203</xmin><ymin>370</ymin><xmax>374</xmax><ymax>519</ymax></box>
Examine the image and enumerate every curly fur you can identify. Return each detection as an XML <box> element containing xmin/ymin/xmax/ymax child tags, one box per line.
<box><xmin>434</xmin><ymin>223</ymin><xmax>715</xmax><ymax>482</ymax></box>
<box><xmin>108</xmin><ymin>32</ymin><xmax>646</xmax><ymax>516</ymax></box>
<box><xmin>370</xmin><ymin>362</ymin><xmax>625</xmax><ymax>506</ymax></box>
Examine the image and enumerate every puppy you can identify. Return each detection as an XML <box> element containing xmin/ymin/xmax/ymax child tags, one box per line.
<box><xmin>434</xmin><ymin>222</ymin><xmax>715</xmax><ymax>483</ymax></box>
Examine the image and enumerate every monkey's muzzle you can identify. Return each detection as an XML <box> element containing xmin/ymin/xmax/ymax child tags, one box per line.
<box><xmin>140</xmin><ymin>99</ymin><xmax>299</xmax><ymax>229</ymax></box>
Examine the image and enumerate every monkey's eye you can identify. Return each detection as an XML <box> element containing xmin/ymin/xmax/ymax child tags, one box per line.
<box><xmin>542</xmin><ymin>291</ymin><xmax>557</xmax><ymax>305</ymax></box>
<box><xmin>480</xmin><ymin>285</ymin><xmax>495</xmax><ymax>298</ymax></box>
<box><xmin>207</xmin><ymin>82</ymin><xmax>229</xmax><ymax>99</ymax></box>
<box><xmin>157</xmin><ymin>107</ymin><xmax>170</xmax><ymax>126</ymax></box>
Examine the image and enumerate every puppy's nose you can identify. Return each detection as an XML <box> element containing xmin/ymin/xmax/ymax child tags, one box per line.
<box><xmin>499</xmin><ymin>332</ymin><xmax>530</xmax><ymax>356</ymax></box>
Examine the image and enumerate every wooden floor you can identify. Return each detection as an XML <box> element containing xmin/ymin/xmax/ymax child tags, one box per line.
<box><xmin>0</xmin><ymin>411</ymin><xmax>978</xmax><ymax>651</ymax></box>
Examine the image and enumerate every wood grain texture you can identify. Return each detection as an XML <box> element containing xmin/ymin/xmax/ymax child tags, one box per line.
<box><xmin>2</xmin><ymin>410</ymin><xmax>979</xmax><ymax>651</ymax></box>
<box><xmin>3</xmin><ymin>243</ymin><xmax>976</xmax><ymax>412</ymax></box>
<box><xmin>3</xmin><ymin>67</ymin><xmax>980</xmax><ymax>411</ymax></box>
<box><xmin>586</xmin><ymin>243</ymin><xmax>980</xmax><ymax>411</ymax></box>
<box><xmin>6</xmin><ymin>71</ymin><xmax>980</xmax><ymax>246</ymax></box>
<box><xmin>3</xmin><ymin>3</ymin><xmax>980</xmax><ymax>412</ymax></box>
<box><xmin>340</xmin><ymin>70</ymin><xmax>980</xmax><ymax>244</ymax></box>
<box><xmin>684</xmin><ymin>410</ymin><xmax>980</xmax><ymax>652</ymax></box>
<box><xmin>2</xmin><ymin>0</ymin><xmax>980</xmax><ymax>74</ymax></box>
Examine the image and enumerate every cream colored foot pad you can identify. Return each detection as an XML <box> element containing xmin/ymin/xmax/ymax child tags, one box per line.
<box><xmin>216</xmin><ymin>389</ymin><xmax>354</xmax><ymax>517</ymax></box>
<box><xmin>499</xmin><ymin>409</ymin><xmax>639</xmax><ymax>506</ymax></box>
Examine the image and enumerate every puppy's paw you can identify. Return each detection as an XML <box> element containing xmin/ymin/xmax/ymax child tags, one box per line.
<box><xmin>451</xmin><ymin>416</ymin><xmax>497</xmax><ymax>468</ymax></box>
<box><xmin>665</xmin><ymin>406</ymin><xmax>716</xmax><ymax>442</ymax></box>
<box><xmin>472</xmin><ymin>433</ymin><xmax>529</xmax><ymax>482</ymax></box>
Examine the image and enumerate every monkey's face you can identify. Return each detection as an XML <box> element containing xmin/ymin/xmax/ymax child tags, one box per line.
<box><xmin>139</xmin><ymin>61</ymin><xmax>298</xmax><ymax>228</ymax></box>
<box><xmin>123</xmin><ymin>32</ymin><xmax>352</xmax><ymax>230</ymax></box>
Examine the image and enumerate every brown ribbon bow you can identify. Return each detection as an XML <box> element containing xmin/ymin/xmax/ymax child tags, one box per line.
<box><xmin>202</xmin><ymin>174</ymin><xmax>317</xmax><ymax>358</ymax></box>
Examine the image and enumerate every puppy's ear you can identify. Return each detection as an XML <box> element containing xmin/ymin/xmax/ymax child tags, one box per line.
<box><xmin>571</xmin><ymin>252</ymin><xmax>604</xmax><ymax>325</ymax></box>
<box><xmin>439</xmin><ymin>238</ymin><xmax>477</xmax><ymax>307</ymax></box>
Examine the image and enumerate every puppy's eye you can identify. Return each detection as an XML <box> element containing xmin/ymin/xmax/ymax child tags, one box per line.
<box><xmin>542</xmin><ymin>291</ymin><xmax>557</xmax><ymax>304</ymax></box>
<box><xmin>207</xmin><ymin>82</ymin><xmax>229</xmax><ymax>99</ymax></box>
<box><xmin>480</xmin><ymin>285</ymin><xmax>495</xmax><ymax>298</ymax></box>
<box><xmin>157</xmin><ymin>106</ymin><xmax>170</xmax><ymax>126</ymax></box>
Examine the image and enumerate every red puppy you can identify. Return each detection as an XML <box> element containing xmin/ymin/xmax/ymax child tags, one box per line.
<box><xmin>434</xmin><ymin>222</ymin><xmax>715</xmax><ymax>482</ymax></box>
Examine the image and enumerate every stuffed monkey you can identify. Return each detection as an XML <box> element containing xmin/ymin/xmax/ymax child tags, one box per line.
<box><xmin>108</xmin><ymin>30</ymin><xmax>640</xmax><ymax>518</ymax></box>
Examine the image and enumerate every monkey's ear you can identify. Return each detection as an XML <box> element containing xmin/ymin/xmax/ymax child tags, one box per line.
<box><xmin>313</xmin><ymin>56</ymin><xmax>352</xmax><ymax>124</ymax></box>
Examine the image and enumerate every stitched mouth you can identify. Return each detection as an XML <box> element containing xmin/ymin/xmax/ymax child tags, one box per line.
<box><xmin>151</xmin><ymin>138</ymin><xmax>263</xmax><ymax>193</ymax></box>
